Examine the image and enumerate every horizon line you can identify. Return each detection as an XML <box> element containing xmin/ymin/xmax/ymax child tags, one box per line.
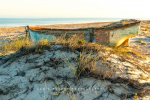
<box><xmin>0</xmin><ymin>17</ymin><xmax>149</xmax><ymax>19</ymax></box>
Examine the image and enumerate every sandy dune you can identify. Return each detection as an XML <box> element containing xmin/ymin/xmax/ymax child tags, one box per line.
<box><xmin>0</xmin><ymin>21</ymin><xmax>150</xmax><ymax>100</ymax></box>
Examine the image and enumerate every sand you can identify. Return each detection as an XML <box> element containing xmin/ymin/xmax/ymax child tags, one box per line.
<box><xmin>0</xmin><ymin>22</ymin><xmax>112</xmax><ymax>39</ymax></box>
<box><xmin>0</xmin><ymin>22</ymin><xmax>113</xmax><ymax>48</ymax></box>
<box><xmin>0</xmin><ymin>21</ymin><xmax>150</xmax><ymax>100</ymax></box>
<box><xmin>0</xmin><ymin>42</ymin><xmax>150</xmax><ymax>100</ymax></box>
<box><xmin>129</xmin><ymin>21</ymin><xmax>150</xmax><ymax>58</ymax></box>
<box><xmin>0</xmin><ymin>21</ymin><xmax>150</xmax><ymax>58</ymax></box>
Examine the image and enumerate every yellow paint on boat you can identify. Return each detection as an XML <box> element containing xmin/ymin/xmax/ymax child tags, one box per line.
<box><xmin>116</xmin><ymin>34</ymin><xmax>137</xmax><ymax>47</ymax></box>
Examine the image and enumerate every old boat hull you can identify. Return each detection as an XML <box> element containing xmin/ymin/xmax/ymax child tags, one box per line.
<box><xmin>27</xmin><ymin>26</ymin><xmax>90</xmax><ymax>44</ymax></box>
<box><xmin>27</xmin><ymin>27</ymin><xmax>57</xmax><ymax>43</ymax></box>
<box><xmin>93</xmin><ymin>22</ymin><xmax>141</xmax><ymax>47</ymax></box>
<box><xmin>27</xmin><ymin>21</ymin><xmax>141</xmax><ymax>47</ymax></box>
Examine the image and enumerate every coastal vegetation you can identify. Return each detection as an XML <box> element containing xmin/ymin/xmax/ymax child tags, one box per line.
<box><xmin>0</xmin><ymin>21</ymin><xmax>150</xmax><ymax>100</ymax></box>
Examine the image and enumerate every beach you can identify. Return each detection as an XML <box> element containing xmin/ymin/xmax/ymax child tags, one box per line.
<box><xmin>0</xmin><ymin>22</ymin><xmax>113</xmax><ymax>47</ymax></box>
<box><xmin>0</xmin><ymin>20</ymin><xmax>150</xmax><ymax>100</ymax></box>
<box><xmin>0</xmin><ymin>20</ymin><xmax>150</xmax><ymax>57</ymax></box>
<box><xmin>0</xmin><ymin>22</ymin><xmax>112</xmax><ymax>38</ymax></box>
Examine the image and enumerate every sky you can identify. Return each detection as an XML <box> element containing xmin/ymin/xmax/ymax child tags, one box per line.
<box><xmin>0</xmin><ymin>0</ymin><xmax>150</xmax><ymax>18</ymax></box>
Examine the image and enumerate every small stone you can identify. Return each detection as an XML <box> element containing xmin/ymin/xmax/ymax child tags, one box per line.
<box><xmin>0</xmin><ymin>89</ymin><xmax>3</xmax><ymax>95</ymax></box>
<box><xmin>16</xmin><ymin>71</ymin><xmax>26</xmax><ymax>77</ymax></box>
<box><xmin>51</xmin><ymin>44</ymin><xmax>63</xmax><ymax>50</ymax></box>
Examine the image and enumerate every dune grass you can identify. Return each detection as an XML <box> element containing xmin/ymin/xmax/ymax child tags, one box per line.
<box><xmin>1</xmin><ymin>33</ymin><xmax>150</xmax><ymax>99</ymax></box>
<box><xmin>55</xmin><ymin>34</ymin><xmax>85</xmax><ymax>46</ymax></box>
<box><xmin>1</xmin><ymin>21</ymin><xmax>150</xmax><ymax>100</ymax></box>
<box><xmin>56</xmin><ymin>43</ymin><xmax>150</xmax><ymax>99</ymax></box>
<box><xmin>0</xmin><ymin>33</ymin><xmax>85</xmax><ymax>56</ymax></box>
<box><xmin>0</xmin><ymin>36</ymin><xmax>51</xmax><ymax>56</ymax></box>
<box><xmin>0</xmin><ymin>37</ymin><xmax>31</xmax><ymax>56</ymax></box>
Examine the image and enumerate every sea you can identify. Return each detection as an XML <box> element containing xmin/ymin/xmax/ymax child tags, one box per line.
<box><xmin>0</xmin><ymin>18</ymin><xmax>150</xmax><ymax>27</ymax></box>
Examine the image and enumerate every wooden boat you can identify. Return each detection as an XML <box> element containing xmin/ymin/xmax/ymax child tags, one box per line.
<box><xmin>26</xmin><ymin>19</ymin><xmax>141</xmax><ymax>47</ymax></box>
<box><xmin>26</xmin><ymin>26</ymin><xmax>90</xmax><ymax>44</ymax></box>
<box><xmin>93</xmin><ymin>20</ymin><xmax>141</xmax><ymax>47</ymax></box>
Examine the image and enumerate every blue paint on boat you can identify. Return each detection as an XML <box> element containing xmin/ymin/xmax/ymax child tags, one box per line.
<box><xmin>28</xmin><ymin>28</ymin><xmax>57</xmax><ymax>44</ymax></box>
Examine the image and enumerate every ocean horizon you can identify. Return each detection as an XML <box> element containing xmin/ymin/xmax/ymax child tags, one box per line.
<box><xmin>0</xmin><ymin>18</ymin><xmax>150</xmax><ymax>27</ymax></box>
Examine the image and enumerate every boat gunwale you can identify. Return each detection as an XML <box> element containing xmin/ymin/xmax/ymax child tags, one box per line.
<box><xmin>94</xmin><ymin>22</ymin><xmax>140</xmax><ymax>32</ymax></box>
<box><xmin>29</xmin><ymin>30</ymin><xmax>85</xmax><ymax>35</ymax></box>
<box><xmin>28</xmin><ymin>22</ymin><xmax>140</xmax><ymax>32</ymax></box>
<box><xmin>27</xmin><ymin>26</ymin><xmax>86</xmax><ymax>35</ymax></box>
<box><xmin>29</xmin><ymin>27</ymin><xmax>89</xmax><ymax>31</ymax></box>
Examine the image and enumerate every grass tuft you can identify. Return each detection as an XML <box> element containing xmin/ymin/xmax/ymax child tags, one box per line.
<box><xmin>77</xmin><ymin>40</ymin><xmax>85</xmax><ymax>44</ymax></box>
<box><xmin>0</xmin><ymin>37</ymin><xmax>51</xmax><ymax>56</ymax></box>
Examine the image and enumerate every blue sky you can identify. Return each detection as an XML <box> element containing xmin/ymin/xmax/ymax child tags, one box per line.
<box><xmin>0</xmin><ymin>0</ymin><xmax>150</xmax><ymax>18</ymax></box>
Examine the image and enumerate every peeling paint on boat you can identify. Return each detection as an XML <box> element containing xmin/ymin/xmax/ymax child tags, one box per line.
<box><xmin>28</xmin><ymin>27</ymin><xmax>57</xmax><ymax>44</ymax></box>
<box><xmin>27</xmin><ymin>20</ymin><xmax>141</xmax><ymax>47</ymax></box>
<box><xmin>93</xmin><ymin>22</ymin><xmax>141</xmax><ymax>47</ymax></box>
<box><xmin>27</xmin><ymin>26</ymin><xmax>90</xmax><ymax>43</ymax></box>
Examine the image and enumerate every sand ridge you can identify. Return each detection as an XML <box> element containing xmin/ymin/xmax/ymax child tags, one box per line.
<box><xmin>0</xmin><ymin>21</ymin><xmax>150</xmax><ymax>100</ymax></box>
